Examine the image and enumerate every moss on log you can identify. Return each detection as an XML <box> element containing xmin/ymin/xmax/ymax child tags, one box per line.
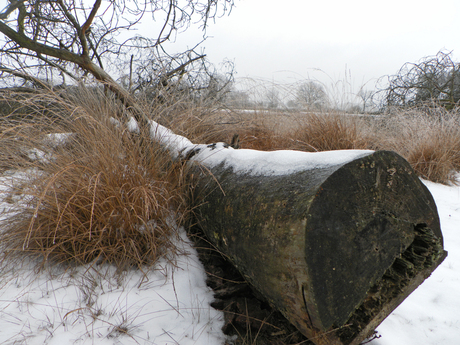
<box><xmin>191</xmin><ymin>150</ymin><xmax>447</xmax><ymax>345</ymax></box>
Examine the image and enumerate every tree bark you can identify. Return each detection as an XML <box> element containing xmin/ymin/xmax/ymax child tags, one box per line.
<box><xmin>190</xmin><ymin>149</ymin><xmax>447</xmax><ymax>345</ymax></box>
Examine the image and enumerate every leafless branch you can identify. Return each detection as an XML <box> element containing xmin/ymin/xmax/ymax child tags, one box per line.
<box><xmin>0</xmin><ymin>0</ymin><xmax>235</xmax><ymax>124</ymax></box>
<box><xmin>382</xmin><ymin>51</ymin><xmax>460</xmax><ymax>109</ymax></box>
<box><xmin>0</xmin><ymin>64</ymin><xmax>50</xmax><ymax>88</ymax></box>
<box><xmin>0</xmin><ymin>0</ymin><xmax>26</xmax><ymax>20</ymax></box>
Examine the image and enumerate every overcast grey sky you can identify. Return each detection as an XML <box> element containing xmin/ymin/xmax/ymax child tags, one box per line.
<box><xmin>1</xmin><ymin>0</ymin><xmax>459</xmax><ymax>95</ymax></box>
<box><xmin>194</xmin><ymin>0</ymin><xmax>460</xmax><ymax>91</ymax></box>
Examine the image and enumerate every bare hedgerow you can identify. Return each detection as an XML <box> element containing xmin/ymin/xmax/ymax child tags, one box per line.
<box><xmin>0</xmin><ymin>86</ymin><xmax>189</xmax><ymax>270</ymax></box>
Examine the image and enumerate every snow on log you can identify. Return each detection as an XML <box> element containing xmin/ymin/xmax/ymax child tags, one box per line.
<box><xmin>149</xmin><ymin>121</ymin><xmax>447</xmax><ymax>345</ymax></box>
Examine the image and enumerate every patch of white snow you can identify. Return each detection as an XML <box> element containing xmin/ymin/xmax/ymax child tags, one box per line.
<box><xmin>192</xmin><ymin>145</ymin><xmax>374</xmax><ymax>176</ymax></box>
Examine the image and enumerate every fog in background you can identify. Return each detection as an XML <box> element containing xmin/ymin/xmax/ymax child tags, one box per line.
<box><xmin>201</xmin><ymin>0</ymin><xmax>460</xmax><ymax>91</ymax></box>
<box><xmin>2</xmin><ymin>0</ymin><xmax>460</xmax><ymax>104</ymax></box>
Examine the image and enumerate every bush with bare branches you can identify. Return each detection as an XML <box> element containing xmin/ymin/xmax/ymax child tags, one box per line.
<box><xmin>382</xmin><ymin>51</ymin><xmax>460</xmax><ymax>109</ymax></box>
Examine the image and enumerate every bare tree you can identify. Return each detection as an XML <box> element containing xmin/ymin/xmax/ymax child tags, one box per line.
<box><xmin>0</xmin><ymin>0</ymin><xmax>234</xmax><ymax>123</ymax></box>
<box><xmin>382</xmin><ymin>51</ymin><xmax>460</xmax><ymax>109</ymax></box>
<box><xmin>226</xmin><ymin>90</ymin><xmax>252</xmax><ymax>109</ymax></box>
<box><xmin>265</xmin><ymin>88</ymin><xmax>280</xmax><ymax>109</ymax></box>
<box><xmin>357</xmin><ymin>88</ymin><xmax>374</xmax><ymax>113</ymax></box>
<box><xmin>296</xmin><ymin>81</ymin><xmax>329</xmax><ymax>111</ymax></box>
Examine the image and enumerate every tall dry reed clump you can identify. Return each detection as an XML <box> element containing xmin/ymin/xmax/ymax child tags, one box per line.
<box><xmin>218</xmin><ymin>109</ymin><xmax>295</xmax><ymax>151</ymax></box>
<box><xmin>0</xmin><ymin>86</ymin><xmax>189</xmax><ymax>270</ymax></box>
<box><xmin>375</xmin><ymin>106</ymin><xmax>460</xmax><ymax>184</ymax></box>
<box><xmin>290</xmin><ymin>113</ymin><xmax>373</xmax><ymax>152</ymax></box>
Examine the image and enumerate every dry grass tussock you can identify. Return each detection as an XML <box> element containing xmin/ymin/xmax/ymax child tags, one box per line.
<box><xmin>289</xmin><ymin>113</ymin><xmax>373</xmax><ymax>152</ymax></box>
<box><xmin>183</xmin><ymin>109</ymin><xmax>296</xmax><ymax>151</ymax></box>
<box><xmin>0</xmin><ymin>86</ymin><xmax>189</xmax><ymax>270</ymax></box>
<box><xmin>375</xmin><ymin>107</ymin><xmax>460</xmax><ymax>184</ymax></box>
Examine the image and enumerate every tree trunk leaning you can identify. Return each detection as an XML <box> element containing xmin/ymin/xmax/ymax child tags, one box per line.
<box><xmin>191</xmin><ymin>149</ymin><xmax>447</xmax><ymax>345</ymax></box>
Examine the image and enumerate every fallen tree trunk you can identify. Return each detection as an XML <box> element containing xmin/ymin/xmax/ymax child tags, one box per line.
<box><xmin>147</xmin><ymin>122</ymin><xmax>446</xmax><ymax>345</ymax></box>
<box><xmin>188</xmin><ymin>146</ymin><xmax>447</xmax><ymax>345</ymax></box>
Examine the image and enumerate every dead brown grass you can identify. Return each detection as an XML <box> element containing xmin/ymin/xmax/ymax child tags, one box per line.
<box><xmin>374</xmin><ymin>108</ymin><xmax>460</xmax><ymax>184</ymax></box>
<box><xmin>182</xmin><ymin>109</ymin><xmax>296</xmax><ymax>151</ymax></box>
<box><xmin>0</xmin><ymin>86</ymin><xmax>188</xmax><ymax>270</ymax></box>
<box><xmin>289</xmin><ymin>113</ymin><xmax>373</xmax><ymax>152</ymax></box>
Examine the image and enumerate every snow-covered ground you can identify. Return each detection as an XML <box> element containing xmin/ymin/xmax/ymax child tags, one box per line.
<box><xmin>0</xmin><ymin>223</ymin><xmax>226</xmax><ymax>345</ymax></box>
<box><xmin>374</xmin><ymin>178</ymin><xmax>460</xmax><ymax>345</ymax></box>
<box><xmin>0</xmin><ymin>138</ymin><xmax>458</xmax><ymax>344</ymax></box>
